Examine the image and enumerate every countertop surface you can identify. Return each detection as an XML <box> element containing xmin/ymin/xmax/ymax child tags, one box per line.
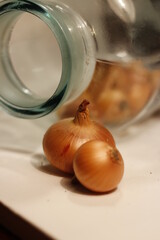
<box><xmin>0</xmin><ymin>111</ymin><xmax>160</xmax><ymax>240</ymax></box>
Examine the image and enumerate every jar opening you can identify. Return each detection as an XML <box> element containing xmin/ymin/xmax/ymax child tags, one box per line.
<box><xmin>0</xmin><ymin>0</ymin><xmax>71</xmax><ymax>118</ymax></box>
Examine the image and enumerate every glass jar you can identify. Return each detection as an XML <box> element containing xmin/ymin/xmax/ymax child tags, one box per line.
<box><xmin>0</xmin><ymin>0</ymin><xmax>160</xmax><ymax>128</ymax></box>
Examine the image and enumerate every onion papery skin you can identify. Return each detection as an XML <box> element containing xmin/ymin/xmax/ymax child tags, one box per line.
<box><xmin>73</xmin><ymin>140</ymin><xmax>124</xmax><ymax>192</ymax></box>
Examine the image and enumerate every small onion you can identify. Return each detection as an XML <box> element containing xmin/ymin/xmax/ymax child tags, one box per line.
<box><xmin>73</xmin><ymin>140</ymin><xmax>124</xmax><ymax>192</ymax></box>
<box><xmin>43</xmin><ymin>100</ymin><xmax>115</xmax><ymax>174</ymax></box>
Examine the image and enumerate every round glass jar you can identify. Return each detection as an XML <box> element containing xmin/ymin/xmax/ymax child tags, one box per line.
<box><xmin>0</xmin><ymin>0</ymin><xmax>160</xmax><ymax>129</ymax></box>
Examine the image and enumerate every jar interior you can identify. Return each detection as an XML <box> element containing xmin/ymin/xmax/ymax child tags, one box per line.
<box><xmin>57</xmin><ymin>60</ymin><xmax>160</xmax><ymax>129</ymax></box>
<box><xmin>9</xmin><ymin>12</ymin><xmax>62</xmax><ymax>99</ymax></box>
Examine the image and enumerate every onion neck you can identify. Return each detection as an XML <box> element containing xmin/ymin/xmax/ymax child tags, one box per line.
<box><xmin>73</xmin><ymin>100</ymin><xmax>91</xmax><ymax>126</ymax></box>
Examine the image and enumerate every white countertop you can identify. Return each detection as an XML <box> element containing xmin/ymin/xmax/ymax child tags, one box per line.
<box><xmin>0</xmin><ymin>110</ymin><xmax>160</xmax><ymax>240</ymax></box>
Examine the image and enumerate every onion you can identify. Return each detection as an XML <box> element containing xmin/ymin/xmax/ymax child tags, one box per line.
<box><xmin>43</xmin><ymin>100</ymin><xmax>115</xmax><ymax>174</ymax></box>
<box><xmin>73</xmin><ymin>140</ymin><xmax>124</xmax><ymax>193</ymax></box>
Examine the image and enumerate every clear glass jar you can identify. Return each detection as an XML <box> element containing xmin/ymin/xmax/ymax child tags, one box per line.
<box><xmin>0</xmin><ymin>0</ymin><xmax>160</xmax><ymax>128</ymax></box>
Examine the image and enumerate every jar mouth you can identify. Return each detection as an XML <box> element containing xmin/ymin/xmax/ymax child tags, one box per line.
<box><xmin>0</xmin><ymin>0</ymin><xmax>72</xmax><ymax>118</ymax></box>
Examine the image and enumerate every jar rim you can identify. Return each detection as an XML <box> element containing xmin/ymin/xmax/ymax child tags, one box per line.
<box><xmin>0</xmin><ymin>0</ymin><xmax>72</xmax><ymax>118</ymax></box>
